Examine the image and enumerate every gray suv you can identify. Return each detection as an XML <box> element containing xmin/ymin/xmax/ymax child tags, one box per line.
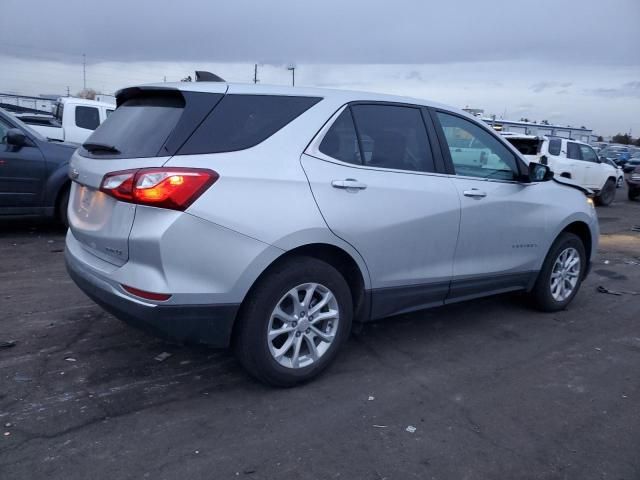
<box><xmin>65</xmin><ymin>83</ymin><xmax>599</xmax><ymax>386</ymax></box>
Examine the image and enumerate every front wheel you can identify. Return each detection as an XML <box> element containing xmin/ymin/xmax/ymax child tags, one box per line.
<box><xmin>529</xmin><ymin>232</ymin><xmax>586</xmax><ymax>312</ymax></box>
<box><xmin>629</xmin><ymin>188</ymin><xmax>640</xmax><ymax>201</ymax></box>
<box><xmin>234</xmin><ymin>256</ymin><xmax>353</xmax><ymax>387</ymax></box>
<box><xmin>595</xmin><ymin>179</ymin><xmax>616</xmax><ymax>206</ymax></box>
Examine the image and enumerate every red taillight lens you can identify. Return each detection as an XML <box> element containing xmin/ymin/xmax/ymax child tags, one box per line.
<box><xmin>122</xmin><ymin>284</ymin><xmax>172</xmax><ymax>302</ymax></box>
<box><xmin>100</xmin><ymin>168</ymin><xmax>218</xmax><ymax>210</ymax></box>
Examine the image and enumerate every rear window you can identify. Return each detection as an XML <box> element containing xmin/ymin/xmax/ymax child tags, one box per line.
<box><xmin>548</xmin><ymin>138</ymin><xmax>561</xmax><ymax>155</ymax></box>
<box><xmin>504</xmin><ymin>137</ymin><xmax>540</xmax><ymax>156</ymax></box>
<box><xmin>76</xmin><ymin>106</ymin><xmax>100</xmax><ymax>130</ymax></box>
<box><xmin>178</xmin><ymin>95</ymin><xmax>321</xmax><ymax>155</ymax></box>
<box><xmin>81</xmin><ymin>93</ymin><xmax>185</xmax><ymax>158</ymax></box>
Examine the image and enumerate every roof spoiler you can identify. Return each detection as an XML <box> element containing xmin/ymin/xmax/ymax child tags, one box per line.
<box><xmin>195</xmin><ymin>71</ymin><xmax>225</xmax><ymax>82</ymax></box>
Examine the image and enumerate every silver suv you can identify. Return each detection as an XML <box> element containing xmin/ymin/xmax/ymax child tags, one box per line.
<box><xmin>65</xmin><ymin>83</ymin><xmax>599</xmax><ymax>386</ymax></box>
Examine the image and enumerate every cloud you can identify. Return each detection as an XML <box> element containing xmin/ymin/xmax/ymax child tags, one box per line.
<box><xmin>1</xmin><ymin>0</ymin><xmax>639</xmax><ymax>66</ymax></box>
<box><xmin>530</xmin><ymin>81</ymin><xmax>573</xmax><ymax>93</ymax></box>
<box><xmin>590</xmin><ymin>81</ymin><xmax>640</xmax><ymax>98</ymax></box>
<box><xmin>405</xmin><ymin>71</ymin><xmax>424</xmax><ymax>81</ymax></box>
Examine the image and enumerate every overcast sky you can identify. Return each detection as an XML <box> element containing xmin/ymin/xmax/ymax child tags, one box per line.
<box><xmin>1</xmin><ymin>0</ymin><xmax>639</xmax><ymax>136</ymax></box>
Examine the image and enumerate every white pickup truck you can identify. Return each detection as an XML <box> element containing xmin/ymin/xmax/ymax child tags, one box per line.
<box><xmin>504</xmin><ymin>134</ymin><xmax>618</xmax><ymax>206</ymax></box>
<box><xmin>23</xmin><ymin>97</ymin><xmax>114</xmax><ymax>145</ymax></box>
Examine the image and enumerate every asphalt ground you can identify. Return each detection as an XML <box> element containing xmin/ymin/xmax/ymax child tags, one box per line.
<box><xmin>1</xmin><ymin>185</ymin><xmax>639</xmax><ymax>480</ymax></box>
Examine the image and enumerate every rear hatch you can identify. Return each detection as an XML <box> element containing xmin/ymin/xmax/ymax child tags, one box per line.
<box><xmin>67</xmin><ymin>85</ymin><xmax>226</xmax><ymax>266</ymax></box>
<box><xmin>503</xmin><ymin>135</ymin><xmax>543</xmax><ymax>164</ymax></box>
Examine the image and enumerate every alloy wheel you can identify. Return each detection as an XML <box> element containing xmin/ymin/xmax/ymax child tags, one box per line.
<box><xmin>550</xmin><ymin>247</ymin><xmax>581</xmax><ymax>302</ymax></box>
<box><xmin>267</xmin><ymin>283</ymin><xmax>340</xmax><ymax>369</ymax></box>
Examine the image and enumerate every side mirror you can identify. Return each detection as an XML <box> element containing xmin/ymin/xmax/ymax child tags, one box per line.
<box><xmin>528</xmin><ymin>162</ymin><xmax>553</xmax><ymax>182</ymax></box>
<box><xmin>597</xmin><ymin>156</ymin><xmax>604</xmax><ymax>163</ymax></box>
<box><xmin>6</xmin><ymin>128</ymin><xmax>27</xmax><ymax>147</ymax></box>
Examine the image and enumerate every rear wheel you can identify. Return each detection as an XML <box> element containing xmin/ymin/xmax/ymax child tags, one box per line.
<box><xmin>234</xmin><ymin>256</ymin><xmax>353</xmax><ymax>387</ymax></box>
<box><xmin>57</xmin><ymin>187</ymin><xmax>70</xmax><ymax>228</ymax></box>
<box><xmin>595</xmin><ymin>179</ymin><xmax>616</xmax><ymax>206</ymax></box>
<box><xmin>529</xmin><ymin>232</ymin><xmax>586</xmax><ymax>312</ymax></box>
<box><xmin>629</xmin><ymin>188</ymin><xmax>640</xmax><ymax>201</ymax></box>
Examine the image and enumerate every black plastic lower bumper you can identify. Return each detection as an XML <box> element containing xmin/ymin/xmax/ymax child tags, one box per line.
<box><xmin>65</xmin><ymin>251</ymin><xmax>239</xmax><ymax>347</ymax></box>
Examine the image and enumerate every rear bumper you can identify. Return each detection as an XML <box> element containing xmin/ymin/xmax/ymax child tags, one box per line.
<box><xmin>65</xmin><ymin>248</ymin><xmax>239</xmax><ymax>347</ymax></box>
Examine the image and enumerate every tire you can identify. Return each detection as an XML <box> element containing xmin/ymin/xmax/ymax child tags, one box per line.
<box><xmin>57</xmin><ymin>187</ymin><xmax>70</xmax><ymax>228</ymax></box>
<box><xmin>629</xmin><ymin>188</ymin><xmax>640</xmax><ymax>201</ymax></box>
<box><xmin>595</xmin><ymin>178</ymin><xmax>616</xmax><ymax>206</ymax></box>
<box><xmin>234</xmin><ymin>256</ymin><xmax>353</xmax><ymax>387</ymax></box>
<box><xmin>529</xmin><ymin>232</ymin><xmax>586</xmax><ymax>312</ymax></box>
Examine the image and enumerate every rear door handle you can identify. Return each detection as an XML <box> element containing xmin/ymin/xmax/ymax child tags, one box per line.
<box><xmin>331</xmin><ymin>179</ymin><xmax>367</xmax><ymax>190</ymax></box>
<box><xmin>463</xmin><ymin>189</ymin><xmax>487</xmax><ymax>198</ymax></box>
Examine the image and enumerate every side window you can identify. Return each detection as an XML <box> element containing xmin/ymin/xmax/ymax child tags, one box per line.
<box><xmin>318</xmin><ymin>109</ymin><xmax>360</xmax><ymax>165</ymax></box>
<box><xmin>579</xmin><ymin>145</ymin><xmax>598</xmax><ymax>163</ymax></box>
<box><xmin>75</xmin><ymin>106</ymin><xmax>100</xmax><ymax>130</ymax></box>
<box><xmin>0</xmin><ymin>118</ymin><xmax>10</xmax><ymax>144</ymax></box>
<box><xmin>548</xmin><ymin>138</ymin><xmax>562</xmax><ymax>156</ymax></box>
<box><xmin>567</xmin><ymin>142</ymin><xmax>582</xmax><ymax>160</ymax></box>
<box><xmin>436</xmin><ymin>112</ymin><xmax>519</xmax><ymax>180</ymax></box>
<box><xmin>179</xmin><ymin>95</ymin><xmax>321</xmax><ymax>155</ymax></box>
<box><xmin>350</xmin><ymin>104</ymin><xmax>435</xmax><ymax>172</ymax></box>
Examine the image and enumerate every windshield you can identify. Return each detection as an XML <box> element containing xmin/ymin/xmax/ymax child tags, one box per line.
<box><xmin>0</xmin><ymin>108</ymin><xmax>47</xmax><ymax>141</ymax></box>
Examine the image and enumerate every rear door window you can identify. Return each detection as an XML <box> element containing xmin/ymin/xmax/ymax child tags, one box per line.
<box><xmin>81</xmin><ymin>92</ymin><xmax>185</xmax><ymax>158</ymax></box>
<box><xmin>179</xmin><ymin>95</ymin><xmax>321</xmax><ymax>155</ymax></box>
<box><xmin>567</xmin><ymin>142</ymin><xmax>582</xmax><ymax>160</ymax></box>
<box><xmin>547</xmin><ymin>138</ymin><xmax>562</xmax><ymax>156</ymax></box>
<box><xmin>75</xmin><ymin>106</ymin><xmax>100</xmax><ymax>130</ymax></box>
<box><xmin>349</xmin><ymin>104</ymin><xmax>435</xmax><ymax>172</ymax></box>
<box><xmin>318</xmin><ymin>108</ymin><xmax>360</xmax><ymax>165</ymax></box>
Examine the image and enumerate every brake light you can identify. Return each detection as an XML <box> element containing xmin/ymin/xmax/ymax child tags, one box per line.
<box><xmin>100</xmin><ymin>168</ymin><xmax>218</xmax><ymax>210</ymax></box>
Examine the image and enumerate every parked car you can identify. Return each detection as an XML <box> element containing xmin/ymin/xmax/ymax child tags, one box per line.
<box><xmin>603</xmin><ymin>158</ymin><xmax>625</xmax><ymax>187</ymax></box>
<box><xmin>65</xmin><ymin>83</ymin><xmax>599</xmax><ymax>386</ymax></box>
<box><xmin>600</xmin><ymin>146</ymin><xmax>630</xmax><ymax>166</ymax></box>
<box><xmin>627</xmin><ymin>166</ymin><xmax>640</xmax><ymax>200</ymax></box>
<box><xmin>23</xmin><ymin>97</ymin><xmax>115</xmax><ymax>144</ymax></box>
<box><xmin>622</xmin><ymin>157</ymin><xmax>640</xmax><ymax>173</ymax></box>
<box><xmin>0</xmin><ymin>108</ymin><xmax>76</xmax><ymax>225</ymax></box>
<box><xmin>503</xmin><ymin>134</ymin><xmax>618</xmax><ymax>205</ymax></box>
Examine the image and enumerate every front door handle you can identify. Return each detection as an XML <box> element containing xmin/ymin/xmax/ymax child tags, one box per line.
<box><xmin>463</xmin><ymin>189</ymin><xmax>487</xmax><ymax>198</ymax></box>
<box><xmin>331</xmin><ymin>179</ymin><xmax>367</xmax><ymax>190</ymax></box>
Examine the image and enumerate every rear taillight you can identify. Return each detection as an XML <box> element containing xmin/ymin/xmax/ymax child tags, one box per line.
<box><xmin>100</xmin><ymin>168</ymin><xmax>218</xmax><ymax>210</ymax></box>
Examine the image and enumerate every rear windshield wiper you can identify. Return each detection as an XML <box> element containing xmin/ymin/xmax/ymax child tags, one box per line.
<box><xmin>83</xmin><ymin>142</ymin><xmax>121</xmax><ymax>154</ymax></box>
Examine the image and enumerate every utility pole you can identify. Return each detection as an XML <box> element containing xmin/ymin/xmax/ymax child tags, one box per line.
<box><xmin>253</xmin><ymin>64</ymin><xmax>259</xmax><ymax>84</ymax></box>
<box><xmin>163</xmin><ymin>76</ymin><xmax>167</xmax><ymax>82</ymax></box>
<box><xmin>66</xmin><ymin>86</ymin><xmax>70</xmax><ymax>97</ymax></box>
<box><xmin>82</xmin><ymin>53</ymin><xmax>86</xmax><ymax>90</ymax></box>
<box><xmin>287</xmin><ymin>65</ymin><xmax>295</xmax><ymax>86</ymax></box>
